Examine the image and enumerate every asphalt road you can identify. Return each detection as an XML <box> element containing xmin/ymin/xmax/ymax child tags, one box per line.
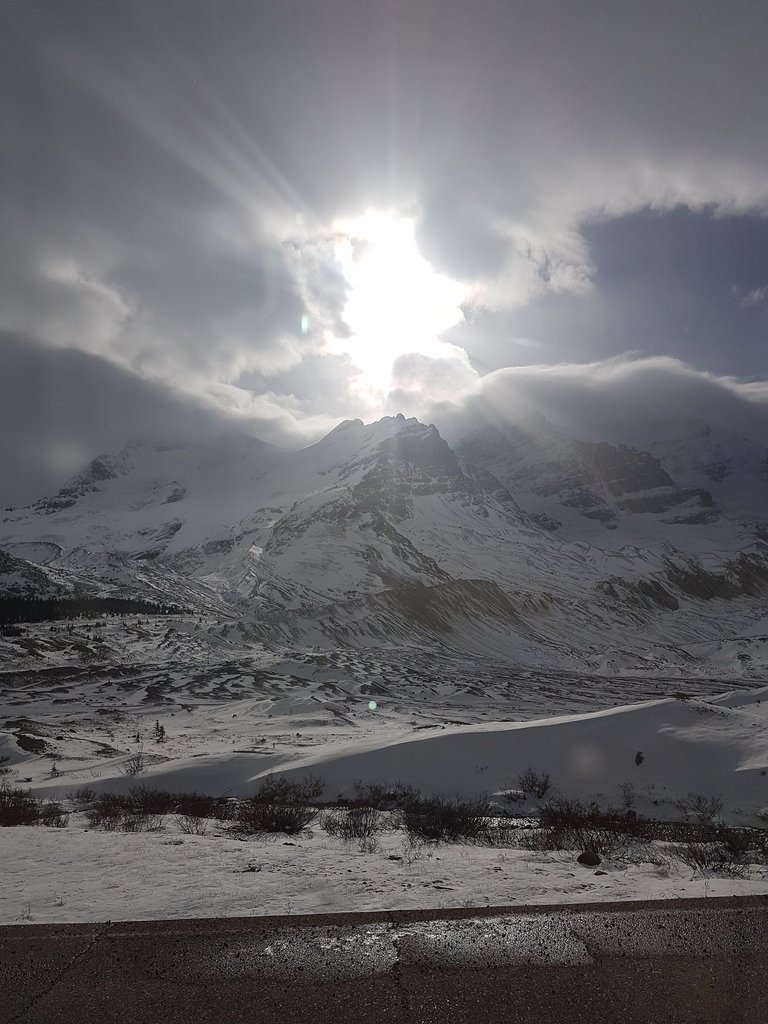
<box><xmin>2</xmin><ymin>896</ymin><xmax>767</xmax><ymax>1023</ymax></box>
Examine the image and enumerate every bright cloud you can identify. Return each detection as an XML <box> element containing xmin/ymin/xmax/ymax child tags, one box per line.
<box><xmin>326</xmin><ymin>212</ymin><xmax>471</xmax><ymax>400</ymax></box>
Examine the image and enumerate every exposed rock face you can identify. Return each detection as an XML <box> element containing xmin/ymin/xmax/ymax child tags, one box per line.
<box><xmin>621</xmin><ymin>417</ymin><xmax>768</xmax><ymax>522</ymax></box>
<box><xmin>457</xmin><ymin>421</ymin><xmax>715</xmax><ymax>532</ymax></box>
<box><xmin>584</xmin><ymin>441</ymin><xmax>675</xmax><ymax>495</ymax></box>
<box><xmin>665</xmin><ymin>553</ymin><xmax>768</xmax><ymax>600</ymax></box>
<box><xmin>0</xmin><ymin>549</ymin><xmax>63</xmax><ymax>598</ymax></box>
<box><xmin>34</xmin><ymin>454</ymin><xmax>133</xmax><ymax>513</ymax></box>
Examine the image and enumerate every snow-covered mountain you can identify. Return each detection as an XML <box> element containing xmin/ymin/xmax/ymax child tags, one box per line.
<box><xmin>2</xmin><ymin>412</ymin><xmax>768</xmax><ymax>671</ymax></box>
<box><xmin>616</xmin><ymin>416</ymin><xmax>768</xmax><ymax>524</ymax></box>
<box><xmin>456</xmin><ymin>416</ymin><xmax>717</xmax><ymax>535</ymax></box>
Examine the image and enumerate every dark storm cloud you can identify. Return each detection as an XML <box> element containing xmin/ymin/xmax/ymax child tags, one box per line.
<box><xmin>2</xmin><ymin>0</ymin><xmax>768</xmax><ymax>496</ymax></box>
<box><xmin>0</xmin><ymin>334</ymin><xmax>314</xmax><ymax>507</ymax></box>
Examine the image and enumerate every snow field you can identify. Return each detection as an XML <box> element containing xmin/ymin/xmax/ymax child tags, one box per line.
<box><xmin>4</xmin><ymin>809</ymin><xmax>768</xmax><ymax>926</ymax></box>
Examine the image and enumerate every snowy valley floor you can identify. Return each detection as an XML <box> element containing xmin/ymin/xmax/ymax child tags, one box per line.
<box><xmin>3</xmin><ymin>617</ymin><xmax>768</xmax><ymax>923</ymax></box>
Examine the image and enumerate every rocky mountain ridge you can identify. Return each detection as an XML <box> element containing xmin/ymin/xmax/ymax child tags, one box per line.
<box><xmin>2</xmin><ymin>412</ymin><xmax>768</xmax><ymax>671</ymax></box>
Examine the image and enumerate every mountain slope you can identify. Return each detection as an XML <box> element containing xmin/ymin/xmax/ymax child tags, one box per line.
<box><xmin>617</xmin><ymin>416</ymin><xmax>768</xmax><ymax>524</ymax></box>
<box><xmin>456</xmin><ymin>417</ymin><xmax>716</xmax><ymax>535</ymax></box>
<box><xmin>3</xmin><ymin>413</ymin><xmax>768</xmax><ymax>673</ymax></box>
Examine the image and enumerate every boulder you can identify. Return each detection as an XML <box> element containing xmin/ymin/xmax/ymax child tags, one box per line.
<box><xmin>577</xmin><ymin>850</ymin><xmax>602</xmax><ymax>867</ymax></box>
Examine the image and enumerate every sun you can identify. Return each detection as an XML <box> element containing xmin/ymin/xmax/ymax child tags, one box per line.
<box><xmin>327</xmin><ymin>211</ymin><xmax>468</xmax><ymax>398</ymax></box>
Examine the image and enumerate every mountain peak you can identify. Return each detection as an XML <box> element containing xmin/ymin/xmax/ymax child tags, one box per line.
<box><xmin>315</xmin><ymin>414</ymin><xmax>437</xmax><ymax>453</ymax></box>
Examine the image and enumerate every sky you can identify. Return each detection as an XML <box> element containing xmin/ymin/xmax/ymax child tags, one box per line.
<box><xmin>2</xmin><ymin>0</ymin><xmax>768</xmax><ymax>503</ymax></box>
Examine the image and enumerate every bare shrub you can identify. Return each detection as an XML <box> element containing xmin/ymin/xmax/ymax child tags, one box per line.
<box><xmin>356</xmin><ymin>836</ymin><xmax>381</xmax><ymax>854</ymax></box>
<box><xmin>121</xmin><ymin>752</ymin><xmax>145</xmax><ymax>777</ymax></box>
<box><xmin>716</xmin><ymin>826</ymin><xmax>767</xmax><ymax>863</ymax></box>
<box><xmin>0</xmin><ymin>782</ymin><xmax>42</xmax><ymax>826</ymax></box>
<box><xmin>670</xmin><ymin>825</ymin><xmax>766</xmax><ymax>876</ymax></box>
<box><xmin>176</xmin><ymin>792</ymin><xmax>233</xmax><ymax>820</ymax></box>
<box><xmin>674</xmin><ymin>841</ymin><xmax>749</xmax><ymax>877</ymax></box>
<box><xmin>128</xmin><ymin>786</ymin><xmax>176</xmax><ymax>816</ymax></box>
<box><xmin>86</xmin><ymin>792</ymin><xmax>132</xmax><ymax>829</ymax></box>
<box><xmin>0</xmin><ymin>784</ymin><xmax>68</xmax><ymax>828</ymax></box>
<box><xmin>85</xmin><ymin>787</ymin><xmax>234</xmax><ymax>829</ymax></box>
<box><xmin>350</xmin><ymin>780</ymin><xmax>420</xmax><ymax>810</ymax></box>
<box><xmin>518</xmin><ymin>828</ymin><xmax>558</xmax><ymax>852</ymax></box>
<box><xmin>480</xmin><ymin>820</ymin><xmax>521</xmax><ymax>847</ymax></box>
<box><xmin>236</xmin><ymin>800</ymin><xmax>317</xmax><ymax>836</ymax></box>
<box><xmin>519</xmin><ymin>825</ymin><xmax>630</xmax><ymax>859</ymax></box>
<box><xmin>525</xmin><ymin>797</ymin><xmax>653</xmax><ymax>856</ymax></box>
<box><xmin>120</xmin><ymin>813</ymin><xmax>164</xmax><ymax>833</ymax></box>
<box><xmin>39</xmin><ymin>801</ymin><xmax>69</xmax><ymax>828</ymax></box>
<box><xmin>178</xmin><ymin>814</ymin><xmax>208</xmax><ymax>835</ymax></box>
<box><xmin>621</xmin><ymin>844</ymin><xmax>672</xmax><ymax>872</ymax></box>
<box><xmin>235</xmin><ymin>775</ymin><xmax>323</xmax><ymax>835</ymax></box>
<box><xmin>69</xmin><ymin>785</ymin><xmax>97</xmax><ymax>804</ymax></box>
<box><xmin>398</xmin><ymin>795</ymin><xmax>491</xmax><ymax>843</ymax></box>
<box><xmin>0</xmin><ymin>755</ymin><xmax>13</xmax><ymax>777</ymax></box>
<box><xmin>540</xmin><ymin>798</ymin><xmax>648</xmax><ymax>835</ymax></box>
<box><xmin>256</xmin><ymin>775</ymin><xmax>324</xmax><ymax>803</ymax></box>
<box><xmin>323</xmin><ymin>805</ymin><xmax>387</xmax><ymax>841</ymax></box>
<box><xmin>539</xmin><ymin>798</ymin><xmax>600</xmax><ymax>830</ymax></box>
<box><xmin>401</xmin><ymin>834</ymin><xmax>427</xmax><ymax>865</ymax></box>
<box><xmin>619</xmin><ymin>781</ymin><xmax>636</xmax><ymax>810</ymax></box>
<box><xmin>582</xmin><ymin>830</ymin><xmax>632</xmax><ymax>859</ymax></box>
<box><xmin>675</xmin><ymin>793</ymin><xmax>724</xmax><ymax>825</ymax></box>
<box><xmin>517</xmin><ymin>768</ymin><xmax>552</xmax><ymax>799</ymax></box>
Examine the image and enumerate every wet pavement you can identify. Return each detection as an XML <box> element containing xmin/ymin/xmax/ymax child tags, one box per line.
<box><xmin>2</xmin><ymin>896</ymin><xmax>767</xmax><ymax>1022</ymax></box>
